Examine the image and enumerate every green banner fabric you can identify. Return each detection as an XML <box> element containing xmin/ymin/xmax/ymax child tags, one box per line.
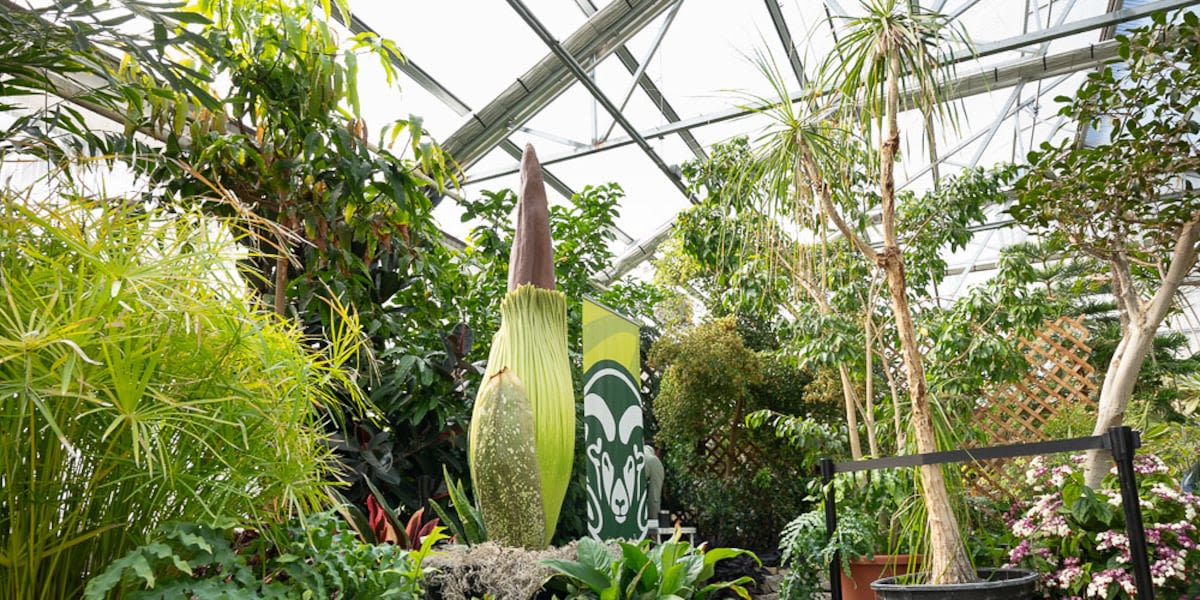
<box><xmin>582</xmin><ymin>298</ymin><xmax>646</xmax><ymax>541</ymax></box>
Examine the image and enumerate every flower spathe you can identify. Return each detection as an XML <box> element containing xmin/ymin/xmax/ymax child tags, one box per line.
<box><xmin>1004</xmin><ymin>454</ymin><xmax>1200</xmax><ymax>599</ymax></box>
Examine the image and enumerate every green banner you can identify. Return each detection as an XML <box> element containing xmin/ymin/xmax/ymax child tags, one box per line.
<box><xmin>582</xmin><ymin>298</ymin><xmax>646</xmax><ymax>541</ymax></box>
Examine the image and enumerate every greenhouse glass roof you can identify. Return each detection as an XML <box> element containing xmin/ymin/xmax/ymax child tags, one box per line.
<box><xmin>336</xmin><ymin>0</ymin><xmax>1191</xmax><ymax>286</ymax></box>
<box><xmin>3</xmin><ymin>0</ymin><xmax>1195</xmax><ymax>289</ymax></box>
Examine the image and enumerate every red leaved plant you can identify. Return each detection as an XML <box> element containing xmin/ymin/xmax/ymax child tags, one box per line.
<box><xmin>366</xmin><ymin>494</ymin><xmax>442</xmax><ymax>550</ymax></box>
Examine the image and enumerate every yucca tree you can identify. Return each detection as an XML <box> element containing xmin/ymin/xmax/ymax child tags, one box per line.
<box><xmin>812</xmin><ymin>0</ymin><xmax>975</xmax><ymax>584</ymax></box>
<box><xmin>739</xmin><ymin>52</ymin><xmax>877</xmax><ymax>460</ymax></box>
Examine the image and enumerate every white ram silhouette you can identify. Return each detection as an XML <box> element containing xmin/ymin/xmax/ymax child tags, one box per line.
<box><xmin>583</xmin><ymin>367</ymin><xmax>646</xmax><ymax>540</ymax></box>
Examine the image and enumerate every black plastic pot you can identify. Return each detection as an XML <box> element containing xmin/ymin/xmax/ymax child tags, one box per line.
<box><xmin>869</xmin><ymin>568</ymin><xmax>1039</xmax><ymax>600</ymax></box>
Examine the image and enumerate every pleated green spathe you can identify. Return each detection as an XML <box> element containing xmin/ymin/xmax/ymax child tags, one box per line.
<box><xmin>480</xmin><ymin>284</ymin><xmax>574</xmax><ymax>547</ymax></box>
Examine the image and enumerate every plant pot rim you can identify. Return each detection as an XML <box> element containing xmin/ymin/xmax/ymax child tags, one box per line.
<box><xmin>870</xmin><ymin>567</ymin><xmax>1038</xmax><ymax>592</ymax></box>
<box><xmin>851</xmin><ymin>553</ymin><xmax>922</xmax><ymax>566</ymax></box>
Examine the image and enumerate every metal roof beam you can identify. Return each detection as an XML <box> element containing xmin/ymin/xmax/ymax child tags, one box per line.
<box><xmin>1102</xmin><ymin>0</ymin><xmax>1127</xmax><ymax>41</ymax></box>
<box><xmin>956</xmin><ymin>0</ymin><xmax>1197</xmax><ymax>60</ymax></box>
<box><xmin>903</xmin><ymin>0</ymin><xmax>1081</xmax><ymax>188</ymax></box>
<box><xmin>574</xmin><ymin>0</ymin><xmax>707</xmax><ymax>160</ymax></box>
<box><xmin>949</xmin><ymin>0</ymin><xmax>985</xmax><ymax>20</ymax></box>
<box><xmin>586</xmin><ymin>34</ymin><xmax>1153</xmax><ymax>283</ymax></box>
<box><xmin>344</xmin><ymin>13</ymin><xmax>476</xmax><ymax>116</ymax></box>
<box><xmin>900</xmin><ymin>82</ymin><xmax>1029</xmax><ymax>189</ymax></box>
<box><xmin>763</xmin><ymin>0</ymin><xmax>808</xmax><ymax>86</ymax></box>
<box><xmin>506</xmin><ymin>0</ymin><xmax>698</xmax><ymax>204</ymax></box>
<box><xmin>337</xmin><ymin>15</ymin><xmax>578</xmax><ymax>191</ymax></box>
<box><xmin>469</xmin><ymin>32</ymin><xmax>1126</xmax><ymax>185</ymax></box>
<box><xmin>442</xmin><ymin>0</ymin><xmax>678</xmax><ymax>169</ymax></box>
<box><xmin>823</xmin><ymin>0</ymin><xmax>851</xmax><ymax>16</ymax></box>
<box><xmin>598</xmin><ymin>0</ymin><xmax>684</xmax><ymax>144</ymax></box>
<box><xmin>337</xmin><ymin>10</ymin><xmax>639</xmax><ymax>243</ymax></box>
<box><xmin>475</xmin><ymin>0</ymin><xmax>1196</xmax><ymax>184</ymax></box>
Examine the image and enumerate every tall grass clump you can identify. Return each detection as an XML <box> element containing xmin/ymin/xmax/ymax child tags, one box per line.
<box><xmin>0</xmin><ymin>193</ymin><xmax>363</xmax><ymax>600</ymax></box>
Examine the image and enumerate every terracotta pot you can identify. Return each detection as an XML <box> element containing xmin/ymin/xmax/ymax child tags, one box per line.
<box><xmin>838</xmin><ymin>554</ymin><xmax>921</xmax><ymax>600</ymax></box>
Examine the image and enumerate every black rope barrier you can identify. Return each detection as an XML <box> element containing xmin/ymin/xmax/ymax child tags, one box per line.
<box><xmin>819</xmin><ymin>426</ymin><xmax>1154</xmax><ymax>600</ymax></box>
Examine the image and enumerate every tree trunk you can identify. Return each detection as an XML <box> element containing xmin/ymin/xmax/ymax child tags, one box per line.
<box><xmin>838</xmin><ymin>363</ymin><xmax>864</xmax><ymax>460</ymax></box>
<box><xmin>879</xmin><ymin>52</ymin><xmax>974</xmax><ymax>584</ymax></box>
<box><xmin>273</xmin><ymin>254</ymin><xmax>289</xmax><ymax>316</ymax></box>
<box><xmin>880</xmin><ymin>253</ymin><xmax>974</xmax><ymax>583</ymax></box>
<box><xmin>786</xmin><ymin>220</ymin><xmax>866</xmax><ymax>461</ymax></box>
<box><xmin>864</xmin><ymin>286</ymin><xmax>879</xmax><ymax>457</ymax></box>
<box><xmin>883</xmin><ymin>357</ymin><xmax>906</xmax><ymax>452</ymax></box>
<box><xmin>1082</xmin><ymin>218</ymin><xmax>1200</xmax><ymax>486</ymax></box>
<box><xmin>1082</xmin><ymin>323</ymin><xmax>1154</xmax><ymax>486</ymax></box>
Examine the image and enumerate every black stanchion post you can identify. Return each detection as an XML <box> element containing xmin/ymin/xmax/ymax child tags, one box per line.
<box><xmin>1107</xmin><ymin>426</ymin><xmax>1154</xmax><ymax>600</ymax></box>
<box><xmin>820</xmin><ymin>458</ymin><xmax>842</xmax><ymax>600</ymax></box>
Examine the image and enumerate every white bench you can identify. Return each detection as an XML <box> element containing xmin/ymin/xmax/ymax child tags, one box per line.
<box><xmin>647</xmin><ymin>519</ymin><xmax>697</xmax><ymax>545</ymax></box>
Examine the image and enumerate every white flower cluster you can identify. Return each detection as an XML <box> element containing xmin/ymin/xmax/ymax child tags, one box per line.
<box><xmin>1007</xmin><ymin>453</ymin><xmax>1200</xmax><ymax>599</ymax></box>
<box><xmin>1085</xmin><ymin>568</ymin><xmax>1136</xmax><ymax>598</ymax></box>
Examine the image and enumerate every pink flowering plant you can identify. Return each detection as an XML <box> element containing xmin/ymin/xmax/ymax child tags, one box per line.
<box><xmin>1003</xmin><ymin>454</ymin><xmax>1200</xmax><ymax>599</ymax></box>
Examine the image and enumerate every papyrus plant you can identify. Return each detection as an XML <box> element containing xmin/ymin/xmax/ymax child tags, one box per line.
<box><xmin>0</xmin><ymin>195</ymin><xmax>362</xmax><ymax>600</ymax></box>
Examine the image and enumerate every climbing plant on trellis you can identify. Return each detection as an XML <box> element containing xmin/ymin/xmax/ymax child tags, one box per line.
<box><xmin>966</xmin><ymin>316</ymin><xmax>1098</xmax><ymax>499</ymax></box>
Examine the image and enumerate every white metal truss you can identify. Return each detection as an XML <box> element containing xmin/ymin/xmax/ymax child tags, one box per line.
<box><xmin>10</xmin><ymin>0</ymin><xmax>1200</xmax><ymax>293</ymax></box>
<box><xmin>505</xmin><ymin>0</ymin><xmax>698</xmax><ymax>203</ymax></box>
<box><xmin>439</xmin><ymin>0</ymin><xmax>679</xmax><ymax>169</ymax></box>
<box><xmin>579</xmin><ymin>0</ymin><xmax>1200</xmax><ymax>284</ymax></box>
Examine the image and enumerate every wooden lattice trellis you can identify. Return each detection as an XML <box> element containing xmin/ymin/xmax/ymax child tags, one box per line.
<box><xmin>701</xmin><ymin>427</ymin><xmax>768</xmax><ymax>478</ymax></box>
<box><xmin>661</xmin><ymin>425</ymin><xmax>770</xmax><ymax>527</ymax></box>
<box><xmin>966</xmin><ymin>315</ymin><xmax>1098</xmax><ymax>499</ymax></box>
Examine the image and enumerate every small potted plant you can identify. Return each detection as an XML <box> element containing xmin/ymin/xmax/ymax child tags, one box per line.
<box><xmin>778</xmin><ymin>471</ymin><xmax>921</xmax><ymax>600</ymax></box>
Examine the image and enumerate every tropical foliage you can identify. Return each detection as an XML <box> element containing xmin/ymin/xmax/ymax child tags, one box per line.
<box><xmin>542</xmin><ymin>533</ymin><xmax>760</xmax><ymax>600</ymax></box>
<box><xmin>0</xmin><ymin>197</ymin><xmax>360</xmax><ymax>600</ymax></box>
<box><xmin>649</xmin><ymin>317</ymin><xmax>844</xmax><ymax>549</ymax></box>
<box><xmin>674</xmin><ymin>136</ymin><xmax>1046</xmax><ymax>457</ymax></box>
<box><xmin>809</xmin><ymin>0</ymin><xmax>976</xmax><ymax>581</ymax></box>
<box><xmin>1012</xmin><ymin>11</ymin><xmax>1200</xmax><ymax>487</ymax></box>
<box><xmin>0</xmin><ymin>0</ymin><xmax>664</xmax><ymax>542</ymax></box>
<box><xmin>84</xmin><ymin>511</ymin><xmax>444</xmax><ymax>599</ymax></box>
<box><xmin>7</xmin><ymin>0</ymin><xmax>1200</xmax><ymax>598</ymax></box>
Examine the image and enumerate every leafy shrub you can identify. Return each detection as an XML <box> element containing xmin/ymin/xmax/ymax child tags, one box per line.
<box><xmin>83</xmin><ymin>511</ymin><xmax>440</xmax><ymax>599</ymax></box>
<box><xmin>649</xmin><ymin>317</ymin><xmax>829</xmax><ymax>550</ymax></box>
<box><xmin>777</xmin><ymin>470</ymin><xmax>917</xmax><ymax>600</ymax></box>
<box><xmin>0</xmin><ymin>199</ymin><xmax>358</xmax><ymax>599</ymax></box>
<box><xmin>753</xmin><ymin>355</ymin><xmax>839</xmax><ymax>424</ymax></box>
<box><xmin>651</xmin><ymin>318</ymin><xmax>763</xmax><ymax>444</ymax></box>
<box><xmin>1042</xmin><ymin>402</ymin><xmax>1098</xmax><ymax>441</ymax></box>
<box><xmin>1004</xmin><ymin>454</ymin><xmax>1200</xmax><ymax>598</ymax></box>
<box><xmin>542</xmin><ymin>532</ymin><xmax>759</xmax><ymax>599</ymax></box>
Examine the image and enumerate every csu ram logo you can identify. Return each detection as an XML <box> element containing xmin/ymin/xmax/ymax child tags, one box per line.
<box><xmin>583</xmin><ymin>359</ymin><xmax>646</xmax><ymax>541</ymax></box>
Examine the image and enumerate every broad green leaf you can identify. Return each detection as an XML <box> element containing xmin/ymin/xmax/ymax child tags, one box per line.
<box><xmin>618</xmin><ymin>540</ymin><xmax>650</xmax><ymax>581</ymax></box>
<box><xmin>179</xmin><ymin>531</ymin><xmax>213</xmax><ymax>554</ymax></box>
<box><xmin>130</xmin><ymin>554</ymin><xmax>157</xmax><ymax>587</ymax></box>
<box><xmin>698</xmin><ymin>576</ymin><xmax>755</xmax><ymax>600</ymax></box>
<box><xmin>659</xmin><ymin>562</ymin><xmax>686</xmax><ymax>595</ymax></box>
<box><xmin>577</xmin><ymin>537</ymin><xmax>614</xmax><ymax>571</ymax></box>
<box><xmin>699</xmin><ymin>546</ymin><xmax>758</xmax><ymax>581</ymax></box>
<box><xmin>542</xmin><ymin>558</ymin><xmax>611</xmax><ymax>592</ymax></box>
<box><xmin>160</xmin><ymin>10</ymin><xmax>210</xmax><ymax>24</ymax></box>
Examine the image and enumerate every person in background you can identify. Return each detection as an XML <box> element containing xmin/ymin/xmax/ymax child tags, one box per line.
<box><xmin>1184</xmin><ymin>456</ymin><xmax>1200</xmax><ymax>493</ymax></box>
<box><xmin>644</xmin><ymin>443</ymin><xmax>664</xmax><ymax>524</ymax></box>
